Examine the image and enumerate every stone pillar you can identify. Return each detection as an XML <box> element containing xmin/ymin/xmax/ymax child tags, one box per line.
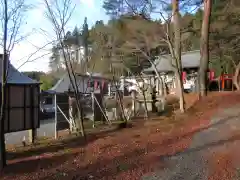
<box><xmin>108</xmin><ymin>83</ymin><xmax>111</xmax><ymax>96</ymax></box>
<box><xmin>131</xmin><ymin>90</ymin><xmax>137</xmax><ymax>117</ymax></box>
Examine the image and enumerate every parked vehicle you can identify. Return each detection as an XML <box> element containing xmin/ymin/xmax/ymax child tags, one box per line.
<box><xmin>40</xmin><ymin>96</ymin><xmax>55</xmax><ymax>113</ymax></box>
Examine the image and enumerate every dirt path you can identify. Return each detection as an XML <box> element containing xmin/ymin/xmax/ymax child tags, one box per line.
<box><xmin>142</xmin><ymin>105</ymin><xmax>240</xmax><ymax>180</ymax></box>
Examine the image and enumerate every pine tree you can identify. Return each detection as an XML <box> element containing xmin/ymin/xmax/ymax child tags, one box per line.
<box><xmin>82</xmin><ymin>17</ymin><xmax>89</xmax><ymax>64</ymax></box>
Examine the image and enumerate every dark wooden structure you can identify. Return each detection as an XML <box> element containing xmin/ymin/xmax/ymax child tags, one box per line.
<box><xmin>55</xmin><ymin>93</ymin><xmax>69</xmax><ymax>131</ymax></box>
<box><xmin>0</xmin><ymin>55</ymin><xmax>40</xmax><ymax>132</ymax></box>
<box><xmin>0</xmin><ymin>54</ymin><xmax>40</xmax><ymax>170</ymax></box>
<box><xmin>3</xmin><ymin>84</ymin><xmax>40</xmax><ymax>133</ymax></box>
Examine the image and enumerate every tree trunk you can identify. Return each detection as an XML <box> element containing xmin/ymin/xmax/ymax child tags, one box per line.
<box><xmin>0</xmin><ymin>55</ymin><xmax>7</xmax><ymax>169</ymax></box>
<box><xmin>172</xmin><ymin>0</ymin><xmax>185</xmax><ymax>113</ymax></box>
<box><xmin>60</xmin><ymin>41</ymin><xmax>85</xmax><ymax>137</ymax></box>
<box><xmin>0</xmin><ymin>0</ymin><xmax>8</xmax><ymax>169</ymax></box>
<box><xmin>233</xmin><ymin>62</ymin><xmax>240</xmax><ymax>90</ymax></box>
<box><xmin>198</xmin><ymin>0</ymin><xmax>212</xmax><ymax>98</ymax></box>
<box><xmin>175</xmin><ymin>74</ymin><xmax>185</xmax><ymax>112</ymax></box>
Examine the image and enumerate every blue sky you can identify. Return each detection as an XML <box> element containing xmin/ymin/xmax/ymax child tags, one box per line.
<box><xmin>11</xmin><ymin>0</ymin><xmax>109</xmax><ymax>72</ymax></box>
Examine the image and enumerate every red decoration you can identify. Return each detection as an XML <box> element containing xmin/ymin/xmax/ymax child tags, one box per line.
<box><xmin>94</xmin><ymin>81</ymin><xmax>98</xmax><ymax>89</ymax></box>
<box><xmin>209</xmin><ymin>70</ymin><xmax>215</xmax><ymax>81</ymax></box>
<box><xmin>102</xmin><ymin>80</ymin><xmax>105</xmax><ymax>89</ymax></box>
<box><xmin>182</xmin><ymin>71</ymin><xmax>187</xmax><ymax>82</ymax></box>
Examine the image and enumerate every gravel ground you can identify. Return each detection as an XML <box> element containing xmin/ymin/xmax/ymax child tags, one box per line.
<box><xmin>142</xmin><ymin>105</ymin><xmax>240</xmax><ymax>180</ymax></box>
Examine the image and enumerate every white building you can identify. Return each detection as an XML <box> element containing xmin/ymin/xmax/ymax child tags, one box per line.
<box><xmin>143</xmin><ymin>50</ymin><xmax>200</xmax><ymax>94</ymax></box>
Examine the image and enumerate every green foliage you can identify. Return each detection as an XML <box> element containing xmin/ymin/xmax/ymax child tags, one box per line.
<box><xmin>82</xmin><ymin>17</ymin><xmax>89</xmax><ymax>64</ymax></box>
<box><xmin>48</xmin><ymin>0</ymin><xmax>240</xmax><ymax>78</ymax></box>
<box><xmin>88</xmin><ymin>15</ymin><xmax>160</xmax><ymax>76</ymax></box>
<box><xmin>82</xmin><ymin>17</ymin><xmax>89</xmax><ymax>46</ymax></box>
<box><xmin>24</xmin><ymin>71</ymin><xmax>56</xmax><ymax>90</ymax></box>
<box><xmin>23</xmin><ymin>71</ymin><xmax>45</xmax><ymax>81</ymax></box>
<box><xmin>175</xmin><ymin>0</ymin><xmax>240</xmax><ymax>75</ymax></box>
<box><xmin>40</xmin><ymin>75</ymin><xmax>55</xmax><ymax>91</ymax></box>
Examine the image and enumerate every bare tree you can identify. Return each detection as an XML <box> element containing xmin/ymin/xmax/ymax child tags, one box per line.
<box><xmin>104</xmin><ymin>2</ymin><xmax>187</xmax><ymax>113</ymax></box>
<box><xmin>43</xmin><ymin>0</ymin><xmax>85</xmax><ymax>136</ymax></box>
<box><xmin>0</xmin><ymin>0</ymin><xmax>30</xmax><ymax>169</ymax></box>
<box><xmin>91</xmin><ymin>18</ymin><xmax>166</xmax><ymax>120</ymax></box>
<box><xmin>114</xmin><ymin>16</ymin><xmax>185</xmax><ymax>112</ymax></box>
<box><xmin>117</xmin><ymin>17</ymin><xmax>168</xmax><ymax>95</ymax></box>
<box><xmin>91</xmin><ymin>24</ymin><xmax>139</xmax><ymax>122</ymax></box>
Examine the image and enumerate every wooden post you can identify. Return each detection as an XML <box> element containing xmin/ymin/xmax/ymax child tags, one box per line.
<box><xmin>28</xmin><ymin>129</ymin><xmax>37</xmax><ymax>144</ymax></box>
<box><xmin>92</xmin><ymin>92</ymin><xmax>106</xmax><ymax>124</ymax></box>
<box><xmin>91</xmin><ymin>92</ymin><xmax>95</xmax><ymax>128</ymax></box>
<box><xmin>0</xmin><ymin>115</ymin><xmax>3</xmax><ymax>170</ymax></box>
<box><xmin>54</xmin><ymin>94</ymin><xmax>58</xmax><ymax>139</ymax></box>
<box><xmin>29</xmin><ymin>86</ymin><xmax>36</xmax><ymax>144</ymax></box>
<box><xmin>222</xmin><ymin>75</ymin><xmax>224</xmax><ymax>90</ymax></box>
<box><xmin>151</xmin><ymin>86</ymin><xmax>157</xmax><ymax>113</ymax></box>
<box><xmin>115</xmin><ymin>92</ymin><xmax>123</xmax><ymax>121</ymax></box>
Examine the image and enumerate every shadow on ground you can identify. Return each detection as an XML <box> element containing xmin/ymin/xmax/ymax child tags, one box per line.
<box><xmin>158</xmin><ymin>112</ymin><xmax>240</xmax><ymax>161</ymax></box>
<box><xmin>3</xmin><ymin>110</ymin><xmax>240</xmax><ymax>179</ymax></box>
<box><xmin>36</xmin><ymin>113</ymin><xmax>240</xmax><ymax>180</ymax></box>
<box><xmin>6</xmin><ymin>121</ymin><xmax>141</xmax><ymax>162</ymax></box>
<box><xmin>3</xmin><ymin>152</ymin><xmax>79</xmax><ymax>176</ymax></box>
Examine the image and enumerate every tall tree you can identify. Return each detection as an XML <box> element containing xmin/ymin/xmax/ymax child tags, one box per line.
<box><xmin>82</xmin><ymin>17</ymin><xmax>89</xmax><ymax>71</ymax></box>
<box><xmin>0</xmin><ymin>0</ymin><xmax>30</xmax><ymax>169</ymax></box>
<box><xmin>103</xmin><ymin>0</ymin><xmax>153</xmax><ymax>19</ymax></box>
<box><xmin>103</xmin><ymin>0</ymin><xmax>188</xmax><ymax>112</ymax></box>
<box><xmin>71</xmin><ymin>26</ymin><xmax>81</xmax><ymax>65</ymax></box>
<box><xmin>49</xmin><ymin>45</ymin><xmax>62</xmax><ymax>71</ymax></box>
<box><xmin>172</xmin><ymin>0</ymin><xmax>185</xmax><ymax>112</ymax></box>
<box><xmin>44</xmin><ymin>0</ymin><xmax>86</xmax><ymax>137</ymax></box>
<box><xmin>198</xmin><ymin>0</ymin><xmax>212</xmax><ymax>97</ymax></box>
<box><xmin>0</xmin><ymin>0</ymin><xmax>8</xmax><ymax>169</ymax></box>
<box><xmin>89</xmin><ymin>19</ymin><xmax>126</xmax><ymax>77</ymax></box>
